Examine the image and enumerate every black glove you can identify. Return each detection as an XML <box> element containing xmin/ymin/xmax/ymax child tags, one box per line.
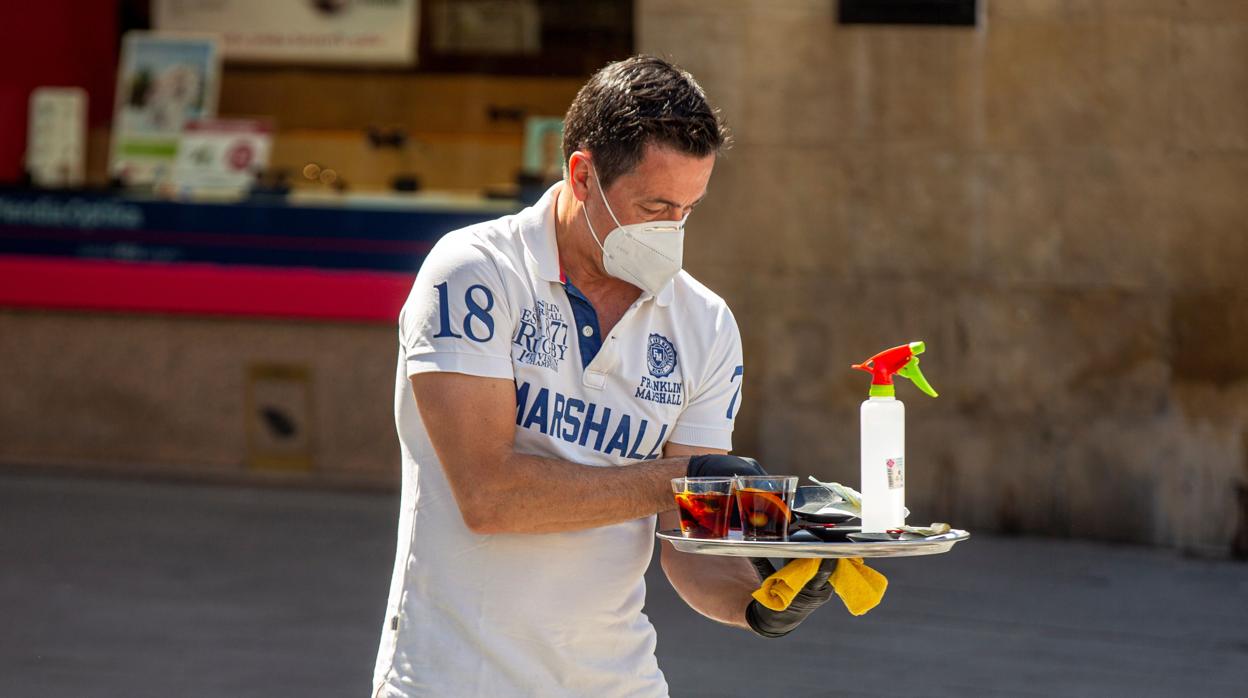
<box><xmin>686</xmin><ymin>454</ymin><xmax>766</xmax><ymax>478</ymax></box>
<box><xmin>744</xmin><ymin>557</ymin><xmax>837</xmax><ymax>639</ymax></box>
<box><xmin>685</xmin><ymin>455</ymin><xmax>766</xmax><ymax>528</ymax></box>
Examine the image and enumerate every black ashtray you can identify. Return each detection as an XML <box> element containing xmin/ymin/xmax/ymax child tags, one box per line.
<box><xmin>788</xmin><ymin>521</ymin><xmax>862</xmax><ymax>542</ymax></box>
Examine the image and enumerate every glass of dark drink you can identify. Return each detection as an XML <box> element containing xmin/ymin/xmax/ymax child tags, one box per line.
<box><xmin>733</xmin><ymin>476</ymin><xmax>798</xmax><ymax>541</ymax></box>
<box><xmin>671</xmin><ymin>477</ymin><xmax>734</xmax><ymax>539</ymax></box>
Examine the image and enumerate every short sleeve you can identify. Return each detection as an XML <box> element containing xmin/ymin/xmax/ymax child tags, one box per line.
<box><xmin>399</xmin><ymin>234</ymin><xmax>515</xmax><ymax>380</ymax></box>
<box><xmin>669</xmin><ymin>307</ymin><xmax>744</xmax><ymax>451</ymax></box>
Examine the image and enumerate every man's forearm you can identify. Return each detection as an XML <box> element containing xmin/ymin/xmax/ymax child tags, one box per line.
<box><xmin>453</xmin><ymin>453</ymin><xmax>688</xmax><ymax>534</ymax></box>
<box><xmin>660</xmin><ymin>536</ymin><xmax>757</xmax><ymax>629</ymax></box>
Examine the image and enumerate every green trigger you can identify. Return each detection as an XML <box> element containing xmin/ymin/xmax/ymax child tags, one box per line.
<box><xmin>898</xmin><ymin>357</ymin><xmax>938</xmax><ymax>398</ymax></box>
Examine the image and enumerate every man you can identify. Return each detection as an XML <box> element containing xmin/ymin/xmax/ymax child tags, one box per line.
<box><xmin>372</xmin><ymin>56</ymin><xmax>835</xmax><ymax>698</ymax></box>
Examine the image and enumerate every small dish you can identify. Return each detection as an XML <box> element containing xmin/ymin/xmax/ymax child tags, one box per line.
<box><xmin>791</xmin><ymin>486</ymin><xmax>855</xmax><ymax>523</ymax></box>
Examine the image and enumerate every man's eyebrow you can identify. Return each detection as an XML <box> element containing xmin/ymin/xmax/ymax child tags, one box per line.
<box><xmin>644</xmin><ymin>192</ymin><xmax>708</xmax><ymax>208</ymax></box>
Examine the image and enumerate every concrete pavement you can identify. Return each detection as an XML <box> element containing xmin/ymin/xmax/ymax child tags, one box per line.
<box><xmin>2</xmin><ymin>472</ymin><xmax>1245</xmax><ymax>697</ymax></box>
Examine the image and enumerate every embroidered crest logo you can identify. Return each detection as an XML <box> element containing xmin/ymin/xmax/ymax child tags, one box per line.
<box><xmin>647</xmin><ymin>333</ymin><xmax>678</xmax><ymax>379</ymax></box>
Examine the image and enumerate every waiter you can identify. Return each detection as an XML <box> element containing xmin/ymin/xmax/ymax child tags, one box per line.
<box><xmin>373</xmin><ymin>56</ymin><xmax>837</xmax><ymax>698</ymax></box>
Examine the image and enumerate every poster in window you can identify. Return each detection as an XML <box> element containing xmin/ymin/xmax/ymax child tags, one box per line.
<box><xmin>109</xmin><ymin>32</ymin><xmax>221</xmax><ymax>187</ymax></box>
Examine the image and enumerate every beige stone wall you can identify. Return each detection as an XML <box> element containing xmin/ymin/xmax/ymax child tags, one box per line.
<box><xmin>2</xmin><ymin>1</ymin><xmax>1244</xmax><ymax>555</ymax></box>
<box><xmin>0</xmin><ymin>310</ymin><xmax>399</xmax><ymax>489</ymax></box>
<box><xmin>639</xmin><ymin>0</ymin><xmax>1248</xmax><ymax>554</ymax></box>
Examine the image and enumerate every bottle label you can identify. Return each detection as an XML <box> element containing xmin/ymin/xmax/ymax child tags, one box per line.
<box><xmin>885</xmin><ymin>457</ymin><xmax>904</xmax><ymax>490</ymax></box>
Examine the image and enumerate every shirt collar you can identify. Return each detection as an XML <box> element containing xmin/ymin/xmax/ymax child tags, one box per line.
<box><xmin>517</xmin><ymin>182</ymin><xmax>563</xmax><ymax>284</ymax></box>
<box><xmin>517</xmin><ymin>181</ymin><xmax>675</xmax><ymax>307</ymax></box>
<box><xmin>653</xmin><ymin>278</ymin><xmax>675</xmax><ymax>307</ymax></box>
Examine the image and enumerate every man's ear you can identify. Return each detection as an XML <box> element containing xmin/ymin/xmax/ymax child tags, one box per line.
<box><xmin>567</xmin><ymin>151</ymin><xmax>592</xmax><ymax>203</ymax></box>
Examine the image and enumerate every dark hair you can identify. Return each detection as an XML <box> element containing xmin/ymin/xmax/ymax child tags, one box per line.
<box><xmin>562</xmin><ymin>55</ymin><xmax>730</xmax><ymax>189</ymax></box>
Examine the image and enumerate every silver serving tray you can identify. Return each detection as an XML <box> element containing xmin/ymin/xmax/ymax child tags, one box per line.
<box><xmin>657</xmin><ymin>528</ymin><xmax>970</xmax><ymax>559</ymax></box>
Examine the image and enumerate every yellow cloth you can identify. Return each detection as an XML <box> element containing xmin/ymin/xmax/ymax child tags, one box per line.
<box><xmin>830</xmin><ymin>557</ymin><xmax>888</xmax><ymax>616</ymax></box>
<box><xmin>751</xmin><ymin>558</ymin><xmax>821</xmax><ymax>611</ymax></box>
<box><xmin>751</xmin><ymin>557</ymin><xmax>888</xmax><ymax>616</ymax></box>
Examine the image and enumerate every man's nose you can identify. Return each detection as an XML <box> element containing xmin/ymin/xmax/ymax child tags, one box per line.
<box><xmin>661</xmin><ymin>207</ymin><xmax>691</xmax><ymax>223</ymax></box>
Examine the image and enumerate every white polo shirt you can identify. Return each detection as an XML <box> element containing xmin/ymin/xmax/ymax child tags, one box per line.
<box><xmin>372</xmin><ymin>183</ymin><xmax>744</xmax><ymax>698</ymax></box>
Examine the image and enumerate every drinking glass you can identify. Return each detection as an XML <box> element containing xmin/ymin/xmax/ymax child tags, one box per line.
<box><xmin>671</xmin><ymin>477</ymin><xmax>734</xmax><ymax>539</ymax></box>
<box><xmin>733</xmin><ymin>475</ymin><xmax>798</xmax><ymax>541</ymax></box>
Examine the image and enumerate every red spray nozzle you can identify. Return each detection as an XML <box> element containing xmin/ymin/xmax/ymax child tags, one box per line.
<box><xmin>852</xmin><ymin>341</ymin><xmax>938</xmax><ymax>398</ymax></box>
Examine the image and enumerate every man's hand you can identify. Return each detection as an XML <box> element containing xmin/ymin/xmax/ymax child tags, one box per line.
<box><xmin>686</xmin><ymin>453</ymin><xmax>766</xmax><ymax>478</ymax></box>
<box><xmin>685</xmin><ymin>453</ymin><xmax>767</xmax><ymax>528</ymax></box>
<box><xmin>744</xmin><ymin>558</ymin><xmax>837</xmax><ymax>638</ymax></box>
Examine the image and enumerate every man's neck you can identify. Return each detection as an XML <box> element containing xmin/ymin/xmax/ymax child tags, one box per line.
<box><xmin>553</xmin><ymin>181</ymin><xmax>641</xmax><ymax>302</ymax></box>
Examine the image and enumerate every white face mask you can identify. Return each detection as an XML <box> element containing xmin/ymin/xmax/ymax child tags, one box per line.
<box><xmin>582</xmin><ymin>166</ymin><xmax>686</xmax><ymax>296</ymax></box>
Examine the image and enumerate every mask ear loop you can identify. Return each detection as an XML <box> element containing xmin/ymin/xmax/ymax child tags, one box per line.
<box><xmin>581</xmin><ymin>162</ymin><xmax>618</xmax><ymax>257</ymax></box>
<box><xmin>590</xmin><ymin>163</ymin><xmax>626</xmax><ymax>230</ymax></box>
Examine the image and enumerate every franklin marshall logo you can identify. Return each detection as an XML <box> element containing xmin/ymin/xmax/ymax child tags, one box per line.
<box><xmin>647</xmin><ymin>333</ymin><xmax>678</xmax><ymax>379</ymax></box>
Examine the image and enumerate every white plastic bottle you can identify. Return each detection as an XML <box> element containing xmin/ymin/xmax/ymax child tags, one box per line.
<box><xmin>860</xmin><ymin>395</ymin><xmax>905</xmax><ymax>532</ymax></box>
<box><xmin>852</xmin><ymin>341</ymin><xmax>936</xmax><ymax>533</ymax></box>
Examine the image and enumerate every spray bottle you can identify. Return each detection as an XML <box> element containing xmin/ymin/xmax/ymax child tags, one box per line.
<box><xmin>852</xmin><ymin>341</ymin><xmax>938</xmax><ymax>533</ymax></box>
